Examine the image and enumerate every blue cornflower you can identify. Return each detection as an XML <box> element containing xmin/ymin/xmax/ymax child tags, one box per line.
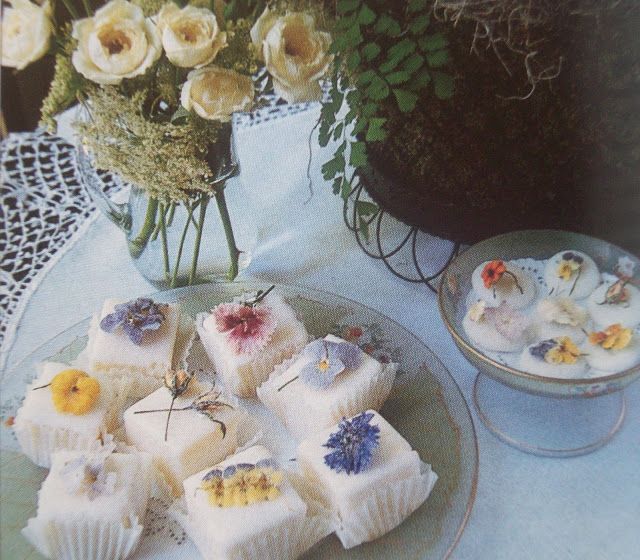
<box><xmin>323</xmin><ymin>412</ymin><xmax>380</xmax><ymax>475</ymax></box>
<box><xmin>298</xmin><ymin>339</ymin><xmax>362</xmax><ymax>390</ymax></box>
<box><xmin>99</xmin><ymin>298</ymin><xmax>167</xmax><ymax>345</ymax></box>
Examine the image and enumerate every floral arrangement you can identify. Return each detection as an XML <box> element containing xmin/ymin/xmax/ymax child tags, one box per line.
<box><xmin>1</xmin><ymin>0</ymin><xmax>333</xmax><ymax>282</ymax></box>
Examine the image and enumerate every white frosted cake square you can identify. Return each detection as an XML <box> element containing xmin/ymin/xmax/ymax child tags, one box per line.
<box><xmin>13</xmin><ymin>362</ymin><xmax>114</xmax><ymax>468</ymax></box>
<box><xmin>22</xmin><ymin>443</ymin><xmax>152</xmax><ymax>560</ymax></box>
<box><xmin>175</xmin><ymin>445</ymin><xmax>330</xmax><ymax>560</ymax></box>
<box><xmin>197</xmin><ymin>290</ymin><xmax>308</xmax><ymax>397</ymax></box>
<box><xmin>297</xmin><ymin>410</ymin><xmax>438</xmax><ymax>549</ymax></box>
<box><xmin>124</xmin><ymin>378</ymin><xmax>242</xmax><ymax>495</ymax></box>
<box><xmin>86</xmin><ymin>298</ymin><xmax>182</xmax><ymax>397</ymax></box>
<box><xmin>258</xmin><ymin>335</ymin><xmax>397</xmax><ymax>439</ymax></box>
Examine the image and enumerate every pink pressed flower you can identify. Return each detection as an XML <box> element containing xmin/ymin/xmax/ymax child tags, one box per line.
<box><xmin>213</xmin><ymin>303</ymin><xmax>277</xmax><ymax>354</ymax></box>
<box><xmin>485</xmin><ymin>302</ymin><xmax>529</xmax><ymax>342</ymax></box>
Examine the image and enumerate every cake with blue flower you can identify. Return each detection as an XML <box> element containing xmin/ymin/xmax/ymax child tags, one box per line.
<box><xmin>171</xmin><ymin>445</ymin><xmax>331</xmax><ymax>560</ymax></box>
<box><xmin>296</xmin><ymin>410</ymin><xmax>438</xmax><ymax>549</ymax></box>
<box><xmin>257</xmin><ymin>335</ymin><xmax>397</xmax><ymax>439</ymax></box>
<box><xmin>22</xmin><ymin>438</ymin><xmax>152</xmax><ymax>560</ymax></box>
<box><xmin>123</xmin><ymin>370</ymin><xmax>244</xmax><ymax>495</ymax></box>
<box><xmin>13</xmin><ymin>361</ymin><xmax>118</xmax><ymax>468</ymax></box>
<box><xmin>196</xmin><ymin>287</ymin><xmax>308</xmax><ymax>397</ymax></box>
<box><xmin>84</xmin><ymin>297</ymin><xmax>190</xmax><ymax>398</ymax></box>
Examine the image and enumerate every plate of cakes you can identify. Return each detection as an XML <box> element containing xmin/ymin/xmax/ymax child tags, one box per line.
<box><xmin>0</xmin><ymin>283</ymin><xmax>477</xmax><ymax>560</ymax></box>
<box><xmin>439</xmin><ymin>230</ymin><xmax>640</xmax><ymax>399</ymax></box>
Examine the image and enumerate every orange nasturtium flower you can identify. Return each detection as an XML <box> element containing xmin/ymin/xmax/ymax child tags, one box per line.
<box><xmin>481</xmin><ymin>260</ymin><xmax>507</xmax><ymax>289</ymax></box>
<box><xmin>589</xmin><ymin>324</ymin><xmax>633</xmax><ymax>351</ymax></box>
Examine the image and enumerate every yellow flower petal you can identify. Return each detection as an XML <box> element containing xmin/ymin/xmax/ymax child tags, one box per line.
<box><xmin>50</xmin><ymin>369</ymin><xmax>101</xmax><ymax>415</ymax></box>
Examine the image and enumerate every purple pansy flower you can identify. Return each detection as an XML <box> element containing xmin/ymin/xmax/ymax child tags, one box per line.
<box><xmin>530</xmin><ymin>339</ymin><xmax>557</xmax><ymax>361</ymax></box>
<box><xmin>299</xmin><ymin>339</ymin><xmax>363</xmax><ymax>389</ymax></box>
<box><xmin>323</xmin><ymin>412</ymin><xmax>380</xmax><ymax>475</ymax></box>
<box><xmin>99</xmin><ymin>298</ymin><xmax>167</xmax><ymax>345</ymax></box>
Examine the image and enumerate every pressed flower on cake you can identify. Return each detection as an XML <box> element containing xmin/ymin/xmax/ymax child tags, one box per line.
<box><xmin>586</xmin><ymin>324</ymin><xmax>640</xmax><ymax>372</ymax></box>
<box><xmin>520</xmin><ymin>337</ymin><xmax>587</xmax><ymax>379</ymax></box>
<box><xmin>544</xmin><ymin>250</ymin><xmax>600</xmax><ymax>299</ymax></box>
<box><xmin>99</xmin><ymin>298</ymin><xmax>168</xmax><ymax>345</ymax></box>
<box><xmin>257</xmin><ymin>335</ymin><xmax>397</xmax><ymax>439</ymax></box>
<box><xmin>323</xmin><ymin>411</ymin><xmax>380</xmax><ymax>475</ymax></box>
<box><xmin>13</xmin><ymin>362</ymin><xmax>115</xmax><ymax>468</ymax></box>
<box><xmin>463</xmin><ymin>300</ymin><xmax>530</xmax><ymax>353</ymax></box>
<box><xmin>472</xmin><ymin>259</ymin><xmax>535</xmax><ymax>308</ymax></box>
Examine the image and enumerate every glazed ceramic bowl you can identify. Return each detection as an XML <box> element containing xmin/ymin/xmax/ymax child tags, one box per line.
<box><xmin>438</xmin><ymin>230</ymin><xmax>640</xmax><ymax>399</ymax></box>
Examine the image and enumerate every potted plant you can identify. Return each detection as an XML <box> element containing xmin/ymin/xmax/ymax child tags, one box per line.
<box><xmin>319</xmin><ymin>0</ymin><xmax>639</xmax><ymax>251</ymax></box>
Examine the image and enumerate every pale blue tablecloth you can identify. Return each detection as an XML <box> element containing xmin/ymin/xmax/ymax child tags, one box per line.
<box><xmin>5</xmin><ymin>111</ymin><xmax>639</xmax><ymax>559</ymax></box>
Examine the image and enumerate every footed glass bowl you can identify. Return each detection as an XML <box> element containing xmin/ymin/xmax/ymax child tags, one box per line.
<box><xmin>438</xmin><ymin>230</ymin><xmax>640</xmax><ymax>456</ymax></box>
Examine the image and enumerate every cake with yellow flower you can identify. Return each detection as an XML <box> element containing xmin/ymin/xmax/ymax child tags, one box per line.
<box><xmin>196</xmin><ymin>287</ymin><xmax>308</xmax><ymax>397</ymax></box>
<box><xmin>171</xmin><ymin>445</ymin><xmax>331</xmax><ymax>560</ymax></box>
<box><xmin>296</xmin><ymin>411</ymin><xmax>438</xmax><ymax>549</ymax></box>
<box><xmin>519</xmin><ymin>337</ymin><xmax>587</xmax><ymax>379</ymax></box>
<box><xmin>585</xmin><ymin>324</ymin><xmax>640</xmax><ymax>373</ymax></box>
<box><xmin>471</xmin><ymin>259</ymin><xmax>537</xmax><ymax>309</ymax></box>
<box><xmin>544</xmin><ymin>250</ymin><xmax>601</xmax><ymax>300</ymax></box>
<box><xmin>257</xmin><ymin>335</ymin><xmax>397</xmax><ymax>439</ymax></box>
<box><xmin>22</xmin><ymin>438</ymin><xmax>152</xmax><ymax>560</ymax></box>
<box><xmin>123</xmin><ymin>371</ymin><xmax>243</xmax><ymax>495</ymax></box>
<box><xmin>85</xmin><ymin>297</ymin><xmax>189</xmax><ymax>398</ymax></box>
<box><xmin>13</xmin><ymin>362</ymin><xmax>117</xmax><ymax>468</ymax></box>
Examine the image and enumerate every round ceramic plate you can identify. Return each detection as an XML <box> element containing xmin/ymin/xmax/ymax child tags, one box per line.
<box><xmin>0</xmin><ymin>283</ymin><xmax>477</xmax><ymax>560</ymax></box>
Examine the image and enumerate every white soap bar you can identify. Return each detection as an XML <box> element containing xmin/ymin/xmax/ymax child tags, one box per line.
<box><xmin>472</xmin><ymin>261</ymin><xmax>536</xmax><ymax>309</ymax></box>
<box><xmin>297</xmin><ymin>410</ymin><xmax>437</xmax><ymax>548</ymax></box>
<box><xmin>587</xmin><ymin>282</ymin><xmax>640</xmax><ymax>328</ymax></box>
<box><xmin>181</xmin><ymin>445</ymin><xmax>309</xmax><ymax>559</ymax></box>
<box><xmin>87</xmin><ymin>298</ymin><xmax>180</xmax><ymax>377</ymax></box>
<box><xmin>544</xmin><ymin>250</ymin><xmax>601</xmax><ymax>300</ymax></box>
<box><xmin>124</xmin><ymin>380</ymin><xmax>240</xmax><ymax>495</ymax></box>
<box><xmin>258</xmin><ymin>335</ymin><xmax>397</xmax><ymax>439</ymax></box>
<box><xmin>198</xmin><ymin>292</ymin><xmax>308</xmax><ymax>397</ymax></box>
<box><xmin>13</xmin><ymin>362</ymin><xmax>111</xmax><ymax>468</ymax></box>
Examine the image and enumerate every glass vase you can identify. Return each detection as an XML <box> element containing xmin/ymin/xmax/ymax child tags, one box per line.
<box><xmin>78</xmin><ymin>131</ymin><xmax>256</xmax><ymax>288</ymax></box>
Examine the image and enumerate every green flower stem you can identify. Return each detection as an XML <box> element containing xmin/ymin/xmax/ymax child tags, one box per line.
<box><xmin>59</xmin><ymin>0</ymin><xmax>80</xmax><ymax>19</ymax></box>
<box><xmin>170</xmin><ymin>200</ymin><xmax>197</xmax><ymax>288</ymax></box>
<box><xmin>129</xmin><ymin>197</ymin><xmax>158</xmax><ymax>259</ymax></box>
<box><xmin>80</xmin><ymin>0</ymin><xmax>93</xmax><ymax>16</ymax></box>
<box><xmin>215</xmin><ymin>187</ymin><xmax>240</xmax><ymax>281</ymax></box>
<box><xmin>166</xmin><ymin>202</ymin><xmax>176</xmax><ymax>227</ymax></box>
<box><xmin>189</xmin><ymin>193</ymin><xmax>210</xmax><ymax>285</ymax></box>
<box><xmin>158</xmin><ymin>203</ymin><xmax>171</xmax><ymax>283</ymax></box>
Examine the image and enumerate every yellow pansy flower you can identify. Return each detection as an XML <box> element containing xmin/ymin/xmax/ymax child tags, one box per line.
<box><xmin>557</xmin><ymin>260</ymin><xmax>580</xmax><ymax>281</ymax></box>
<box><xmin>545</xmin><ymin>337</ymin><xmax>581</xmax><ymax>365</ymax></box>
<box><xmin>589</xmin><ymin>324</ymin><xmax>632</xmax><ymax>351</ymax></box>
<box><xmin>50</xmin><ymin>369</ymin><xmax>101</xmax><ymax>415</ymax></box>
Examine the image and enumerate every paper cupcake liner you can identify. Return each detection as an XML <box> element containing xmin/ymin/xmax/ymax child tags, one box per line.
<box><xmin>168</xmin><ymin>478</ymin><xmax>332</xmax><ymax>560</ymax></box>
<box><xmin>257</xmin><ymin>357</ymin><xmax>398</xmax><ymax>440</ymax></box>
<box><xmin>22</xmin><ymin>515</ymin><xmax>144</xmax><ymax>560</ymax></box>
<box><xmin>76</xmin><ymin>312</ymin><xmax>196</xmax><ymax>401</ymax></box>
<box><xmin>12</xmin><ymin>419</ymin><xmax>107</xmax><ymax>469</ymax></box>
<box><xmin>334</xmin><ymin>462</ymin><xmax>438</xmax><ymax>549</ymax></box>
<box><xmin>196</xmin><ymin>313</ymin><xmax>308</xmax><ymax>397</ymax></box>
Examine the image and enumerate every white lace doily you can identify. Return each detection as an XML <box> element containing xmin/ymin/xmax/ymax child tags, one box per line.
<box><xmin>0</xmin><ymin>131</ymin><xmax>124</xmax><ymax>374</ymax></box>
<box><xmin>0</xmin><ymin>97</ymin><xmax>324</xmax><ymax>374</ymax></box>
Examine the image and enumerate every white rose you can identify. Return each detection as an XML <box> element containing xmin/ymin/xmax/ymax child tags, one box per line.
<box><xmin>262</xmin><ymin>12</ymin><xmax>332</xmax><ymax>103</ymax></box>
<box><xmin>181</xmin><ymin>66</ymin><xmax>254</xmax><ymax>121</ymax></box>
<box><xmin>249</xmin><ymin>6</ymin><xmax>278</xmax><ymax>61</ymax></box>
<box><xmin>157</xmin><ymin>3</ymin><xmax>226</xmax><ymax>68</ymax></box>
<box><xmin>72</xmin><ymin>0</ymin><xmax>162</xmax><ymax>85</ymax></box>
<box><xmin>1</xmin><ymin>0</ymin><xmax>53</xmax><ymax>70</ymax></box>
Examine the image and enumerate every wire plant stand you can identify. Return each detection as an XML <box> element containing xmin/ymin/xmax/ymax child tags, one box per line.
<box><xmin>343</xmin><ymin>179</ymin><xmax>462</xmax><ymax>293</ymax></box>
